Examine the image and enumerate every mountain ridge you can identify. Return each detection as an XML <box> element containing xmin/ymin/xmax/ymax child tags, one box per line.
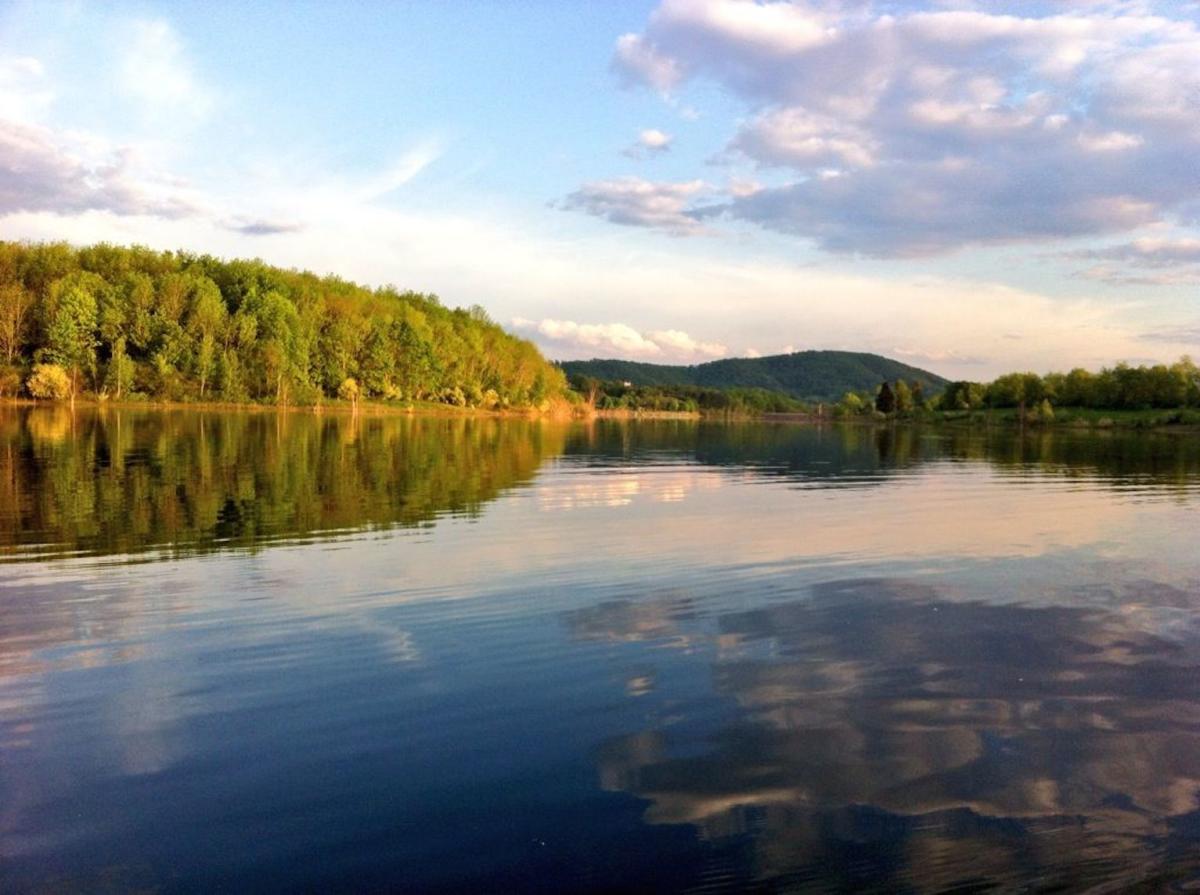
<box><xmin>559</xmin><ymin>350</ymin><xmax>948</xmax><ymax>402</ymax></box>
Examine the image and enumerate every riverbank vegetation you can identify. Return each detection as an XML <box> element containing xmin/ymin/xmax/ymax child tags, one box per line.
<box><xmin>0</xmin><ymin>242</ymin><xmax>566</xmax><ymax>409</ymax></box>
<box><xmin>568</xmin><ymin>375</ymin><xmax>806</xmax><ymax>415</ymax></box>
<box><xmin>835</xmin><ymin>358</ymin><xmax>1200</xmax><ymax>428</ymax></box>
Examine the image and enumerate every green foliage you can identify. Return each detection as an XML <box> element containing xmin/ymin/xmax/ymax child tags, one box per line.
<box><xmin>0</xmin><ymin>281</ymin><xmax>30</xmax><ymax>364</ymax></box>
<box><xmin>0</xmin><ymin>241</ymin><xmax>565</xmax><ymax>407</ymax></box>
<box><xmin>940</xmin><ymin>381</ymin><xmax>986</xmax><ymax>411</ymax></box>
<box><xmin>105</xmin><ymin>336</ymin><xmax>135</xmax><ymax>399</ymax></box>
<box><xmin>571</xmin><ymin>375</ymin><xmax>807</xmax><ymax>415</ymax></box>
<box><xmin>839</xmin><ymin>392</ymin><xmax>865</xmax><ymax>414</ymax></box>
<box><xmin>966</xmin><ymin>358</ymin><xmax>1200</xmax><ymax>412</ymax></box>
<box><xmin>27</xmin><ymin>363</ymin><xmax>71</xmax><ymax>399</ymax></box>
<box><xmin>560</xmin><ymin>350</ymin><xmax>948</xmax><ymax>402</ymax></box>
<box><xmin>45</xmin><ymin>279</ymin><xmax>99</xmax><ymax>394</ymax></box>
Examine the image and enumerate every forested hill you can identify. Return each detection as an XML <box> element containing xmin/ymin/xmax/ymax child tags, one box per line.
<box><xmin>0</xmin><ymin>242</ymin><xmax>565</xmax><ymax>407</ymax></box>
<box><xmin>560</xmin><ymin>351</ymin><xmax>947</xmax><ymax>402</ymax></box>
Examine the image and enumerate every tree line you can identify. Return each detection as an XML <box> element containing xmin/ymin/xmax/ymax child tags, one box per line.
<box><xmin>0</xmin><ymin>242</ymin><xmax>566</xmax><ymax>408</ymax></box>
<box><xmin>835</xmin><ymin>358</ymin><xmax>1200</xmax><ymax>421</ymax></box>
<box><xmin>940</xmin><ymin>360</ymin><xmax>1200</xmax><ymax>412</ymax></box>
<box><xmin>568</xmin><ymin>375</ymin><xmax>806</xmax><ymax>414</ymax></box>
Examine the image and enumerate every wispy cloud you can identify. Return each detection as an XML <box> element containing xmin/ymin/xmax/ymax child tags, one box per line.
<box><xmin>119</xmin><ymin>20</ymin><xmax>214</xmax><ymax>124</ymax></box>
<box><xmin>221</xmin><ymin>216</ymin><xmax>305</xmax><ymax>237</ymax></box>
<box><xmin>893</xmin><ymin>347</ymin><xmax>988</xmax><ymax>367</ymax></box>
<box><xmin>356</xmin><ymin>144</ymin><xmax>442</xmax><ymax>202</ymax></box>
<box><xmin>1139</xmin><ymin>323</ymin><xmax>1200</xmax><ymax>345</ymax></box>
<box><xmin>0</xmin><ymin>56</ymin><xmax>54</xmax><ymax>124</ymax></box>
<box><xmin>1064</xmin><ymin>236</ymin><xmax>1200</xmax><ymax>284</ymax></box>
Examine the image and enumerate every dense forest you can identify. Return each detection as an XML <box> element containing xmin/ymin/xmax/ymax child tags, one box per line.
<box><xmin>559</xmin><ymin>350</ymin><xmax>947</xmax><ymax>402</ymax></box>
<box><xmin>0</xmin><ymin>242</ymin><xmax>566</xmax><ymax>408</ymax></box>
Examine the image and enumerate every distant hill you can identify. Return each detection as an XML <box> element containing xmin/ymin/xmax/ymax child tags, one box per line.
<box><xmin>559</xmin><ymin>350</ymin><xmax>948</xmax><ymax>402</ymax></box>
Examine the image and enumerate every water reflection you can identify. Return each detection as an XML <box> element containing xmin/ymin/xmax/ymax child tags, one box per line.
<box><xmin>570</xmin><ymin>419</ymin><xmax>1200</xmax><ymax>491</ymax></box>
<box><xmin>4</xmin><ymin>408</ymin><xmax>1200</xmax><ymax>892</ymax></box>
<box><xmin>4</xmin><ymin>409</ymin><xmax>1200</xmax><ymax>565</ymax></box>
<box><xmin>0</xmin><ymin>406</ymin><xmax>565</xmax><ymax>562</ymax></box>
<box><xmin>587</xmin><ymin>577</ymin><xmax>1200</xmax><ymax>891</ymax></box>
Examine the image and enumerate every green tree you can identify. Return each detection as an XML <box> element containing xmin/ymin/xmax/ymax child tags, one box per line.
<box><xmin>338</xmin><ymin>376</ymin><xmax>360</xmax><ymax>412</ymax></box>
<box><xmin>46</xmin><ymin>283</ymin><xmax>98</xmax><ymax>399</ymax></box>
<box><xmin>186</xmin><ymin>276</ymin><xmax>227</xmax><ymax>398</ymax></box>
<box><xmin>105</xmin><ymin>336</ymin><xmax>135</xmax><ymax>399</ymax></box>
<box><xmin>0</xmin><ymin>282</ymin><xmax>30</xmax><ymax>364</ymax></box>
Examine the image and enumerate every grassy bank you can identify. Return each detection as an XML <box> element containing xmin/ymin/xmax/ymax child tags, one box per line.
<box><xmin>925</xmin><ymin>406</ymin><xmax>1200</xmax><ymax>431</ymax></box>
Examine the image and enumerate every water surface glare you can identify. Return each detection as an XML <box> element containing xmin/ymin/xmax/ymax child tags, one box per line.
<box><xmin>3</xmin><ymin>407</ymin><xmax>1200</xmax><ymax>892</ymax></box>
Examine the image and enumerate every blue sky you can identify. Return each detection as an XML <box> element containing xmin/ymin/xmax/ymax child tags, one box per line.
<box><xmin>2</xmin><ymin>0</ymin><xmax>1199</xmax><ymax>378</ymax></box>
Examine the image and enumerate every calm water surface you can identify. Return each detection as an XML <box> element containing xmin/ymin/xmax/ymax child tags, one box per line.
<box><xmin>3</xmin><ymin>407</ymin><xmax>1200</xmax><ymax>892</ymax></box>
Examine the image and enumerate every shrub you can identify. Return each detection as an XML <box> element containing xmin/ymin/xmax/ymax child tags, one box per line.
<box><xmin>27</xmin><ymin>363</ymin><xmax>72</xmax><ymax>400</ymax></box>
<box><xmin>0</xmin><ymin>366</ymin><xmax>21</xmax><ymax>398</ymax></box>
<box><xmin>440</xmin><ymin>386</ymin><xmax>466</xmax><ymax>407</ymax></box>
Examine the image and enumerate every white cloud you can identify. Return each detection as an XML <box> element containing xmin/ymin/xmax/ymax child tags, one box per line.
<box><xmin>0</xmin><ymin>119</ymin><xmax>201</xmax><ymax>218</ymax></box>
<box><xmin>624</xmin><ymin>128</ymin><xmax>674</xmax><ymax>158</ymax></box>
<box><xmin>562</xmin><ymin>177</ymin><xmax>712</xmax><ymax>235</ymax></box>
<box><xmin>1077</xmin><ymin>129</ymin><xmax>1144</xmax><ymax>152</ymax></box>
<box><xmin>514</xmin><ymin>318</ymin><xmax>726</xmax><ymax>361</ymax></box>
<box><xmin>613</xmin><ymin>33</ymin><xmax>683</xmax><ymax>93</ymax></box>
<box><xmin>514</xmin><ymin>318</ymin><xmax>663</xmax><ymax>357</ymax></box>
<box><xmin>731</xmin><ymin>108</ymin><xmax>876</xmax><ymax>169</ymax></box>
<box><xmin>607</xmin><ymin>1</ymin><xmax>1200</xmax><ymax>256</ymax></box>
<box><xmin>647</xmin><ymin>328</ymin><xmax>727</xmax><ymax>358</ymax></box>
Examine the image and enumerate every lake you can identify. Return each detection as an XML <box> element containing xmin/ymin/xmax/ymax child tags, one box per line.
<box><xmin>3</xmin><ymin>406</ymin><xmax>1200</xmax><ymax>892</ymax></box>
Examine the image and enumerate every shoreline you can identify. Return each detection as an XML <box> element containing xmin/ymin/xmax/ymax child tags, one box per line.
<box><xmin>5</xmin><ymin>398</ymin><xmax>1200</xmax><ymax>433</ymax></box>
<box><xmin>0</xmin><ymin>395</ymin><xmax>583</xmax><ymax>420</ymax></box>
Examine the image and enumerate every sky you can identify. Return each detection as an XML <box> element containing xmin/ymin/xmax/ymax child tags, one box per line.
<box><xmin>1</xmin><ymin>0</ymin><xmax>1199</xmax><ymax>379</ymax></box>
